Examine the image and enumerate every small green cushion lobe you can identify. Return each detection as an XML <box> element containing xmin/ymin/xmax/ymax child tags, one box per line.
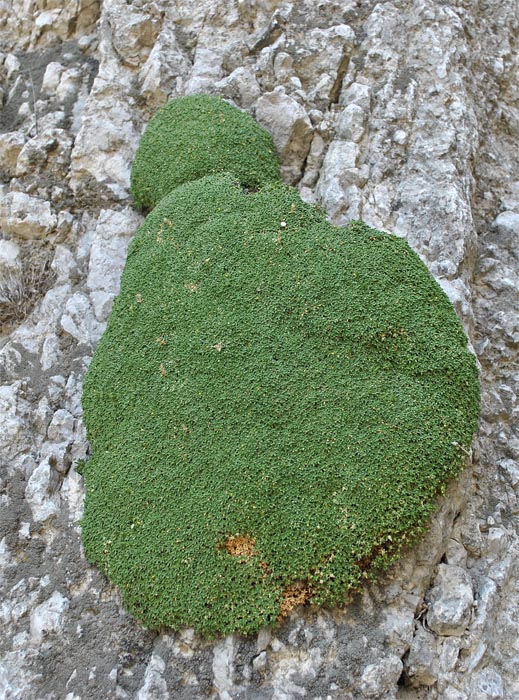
<box><xmin>130</xmin><ymin>95</ymin><xmax>281</xmax><ymax>210</ymax></box>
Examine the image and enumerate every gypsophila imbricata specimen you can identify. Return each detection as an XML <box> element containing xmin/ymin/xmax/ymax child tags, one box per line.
<box><xmin>80</xmin><ymin>95</ymin><xmax>480</xmax><ymax>637</ymax></box>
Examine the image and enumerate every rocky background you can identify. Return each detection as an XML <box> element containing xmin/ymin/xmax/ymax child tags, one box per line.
<box><xmin>0</xmin><ymin>1</ymin><xmax>518</xmax><ymax>698</ymax></box>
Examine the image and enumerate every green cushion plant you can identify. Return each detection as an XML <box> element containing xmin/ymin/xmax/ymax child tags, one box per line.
<box><xmin>81</xmin><ymin>96</ymin><xmax>480</xmax><ymax>637</ymax></box>
<box><xmin>130</xmin><ymin>94</ymin><xmax>281</xmax><ymax>210</ymax></box>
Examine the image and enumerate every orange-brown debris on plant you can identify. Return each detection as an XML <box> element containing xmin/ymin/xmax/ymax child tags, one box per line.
<box><xmin>279</xmin><ymin>582</ymin><xmax>312</xmax><ymax>618</ymax></box>
<box><xmin>222</xmin><ymin>535</ymin><xmax>256</xmax><ymax>557</ymax></box>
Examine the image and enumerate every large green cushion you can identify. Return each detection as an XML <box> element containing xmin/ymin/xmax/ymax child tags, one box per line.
<box><xmin>81</xmin><ymin>174</ymin><xmax>479</xmax><ymax>636</ymax></box>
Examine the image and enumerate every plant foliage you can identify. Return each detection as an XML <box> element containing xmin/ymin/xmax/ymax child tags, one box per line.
<box><xmin>81</xmin><ymin>97</ymin><xmax>480</xmax><ymax>638</ymax></box>
<box><xmin>130</xmin><ymin>94</ymin><xmax>281</xmax><ymax>210</ymax></box>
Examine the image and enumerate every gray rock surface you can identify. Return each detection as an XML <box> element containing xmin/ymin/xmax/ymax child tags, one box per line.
<box><xmin>0</xmin><ymin>192</ymin><xmax>57</xmax><ymax>239</ymax></box>
<box><xmin>426</xmin><ymin>564</ymin><xmax>474</xmax><ymax>636</ymax></box>
<box><xmin>1</xmin><ymin>1</ymin><xmax>518</xmax><ymax>699</ymax></box>
<box><xmin>256</xmin><ymin>88</ymin><xmax>313</xmax><ymax>184</ymax></box>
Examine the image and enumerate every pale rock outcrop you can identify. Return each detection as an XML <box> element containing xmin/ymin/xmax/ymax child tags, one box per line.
<box><xmin>256</xmin><ymin>88</ymin><xmax>313</xmax><ymax>183</ymax></box>
<box><xmin>0</xmin><ymin>132</ymin><xmax>25</xmax><ymax>176</ymax></box>
<box><xmin>24</xmin><ymin>458</ymin><xmax>60</xmax><ymax>523</ymax></box>
<box><xmin>86</xmin><ymin>208</ymin><xmax>142</xmax><ymax>322</ymax></box>
<box><xmin>16</xmin><ymin>128</ymin><xmax>73</xmax><ymax>177</ymax></box>
<box><xmin>0</xmin><ymin>192</ymin><xmax>57</xmax><ymax>239</ymax></box>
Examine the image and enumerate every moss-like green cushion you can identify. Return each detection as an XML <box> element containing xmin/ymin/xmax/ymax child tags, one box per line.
<box><xmin>130</xmin><ymin>95</ymin><xmax>281</xmax><ymax>210</ymax></box>
<box><xmin>81</xmin><ymin>174</ymin><xmax>479</xmax><ymax>637</ymax></box>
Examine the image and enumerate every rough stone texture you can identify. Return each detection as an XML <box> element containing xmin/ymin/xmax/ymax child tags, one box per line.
<box><xmin>0</xmin><ymin>192</ymin><xmax>57</xmax><ymax>239</ymax></box>
<box><xmin>0</xmin><ymin>1</ymin><xmax>518</xmax><ymax>699</ymax></box>
<box><xmin>256</xmin><ymin>88</ymin><xmax>313</xmax><ymax>183</ymax></box>
<box><xmin>425</xmin><ymin>564</ymin><xmax>474</xmax><ymax>637</ymax></box>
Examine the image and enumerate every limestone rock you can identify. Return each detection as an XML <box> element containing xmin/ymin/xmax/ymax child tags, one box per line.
<box><xmin>185</xmin><ymin>45</ymin><xmax>224</xmax><ymax>95</ymax></box>
<box><xmin>24</xmin><ymin>458</ymin><xmax>60</xmax><ymax>523</ymax></box>
<box><xmin>107</xmin><ymin>0</ymin><xmax>160</xmax><ymax>68</ymax></box>
<box><xmin>491</xmin><ymin>211</ymin><xmax>519</xmax><ymax>254</ymax></box>
<box><xmin>29</xmin><ymin>591</ymin><xmax>69</xmax><ymax>645</ymax></box>
<box><xmin>297</xmin><ymin>24</ymin><xmax>355</xmax><ymax>95</ymax></box>
<box><xmin>135</xmin><ymin>653</ymin><xmax>167</xmax><ymax>700</ymax></box>
<box><xmin>336</xmin><ymin>103</ymin><xmax>366</xmax><ymax>142</ymax></box>
<box><xmin>70</xmin><ymin>93</ymin><xmax>138</xmax><ymax>199</ymax></box>
<box><xmin>470</xmin><ymin>667</ymin><xmax>505</xmax><ymax>700</ymax></box>
<box><xmin>86</xmin><ymin>208</ymin><xmax>141</xmax><ymax>321</ymax></box>
<box><xmin>256</xmin><ymin>88</ymin><xmax>313</xmax><ymax>184</ymax></box>
<box><xmin>0</xmin><ymin>382</ymin><xmax>30</xmax><ymax>461</ymax></box>
<box><xmin>360</xmin><ymin>655</ymin><xmax>403</xmax><ymax>698</ymax></box>
<box><xmin>0</xmin><ymin>238</ymin><xmax>20</xmax><ymax>271</ymax></box>
<box><xmin>0</xmin><ymin>132</ymin><xmax>25</xmax><ymax>176</ymax></box>
<box><xmin>215</xmin><ymin>67</ymin><xmax>262</xmax><ymax>108</ymax></box>
<box><xmin>60</xmin><ymin>293</ymin><xmax>104</xmax><ymax>346</ymax></box>
<box><xmin>426</xmin><ymin>564</ymin><xmax>474</xmax><ymax>636</ymax></box>
<box><xmin>405</xmin><ymin>626</ymin><xmax>439</xmax><ymax>686</ymax></box>
<box><xmin>315</xmin><ymin>139</ymin><xmax>367</xmax><ymax>222</ymax></box>
<box><xmin>0</xmin><ymin>192</ymin><xmax>57</xmax><ymax>239</ymax></box>
<box><xmin>41</xmin><ymin>62</ymin><xmax>64</xmax><ymax>95</ymax></box>
<box><xmin>0</xmin><ymin>0</ymin><xmax>100</xmax><ymax>50</ymax></box>
<box><xmin>138</xmin><ymin>22</ymin><xmax>190</xmax><ymax>109</ymax></box>
<box><xmin>16</xmin><ymin>129</ymin><xmax>73</xmax><ymax>177</ymax></box>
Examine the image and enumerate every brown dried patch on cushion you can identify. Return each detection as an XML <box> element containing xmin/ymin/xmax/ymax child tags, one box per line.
<box><xmin>221</xmin><ymin>535</ymin><xmax>256</xmax><ymax>557</ymax></box>
<box><xmin>279</xmin><ymin>582</ymin><xmax>312</xmax><ymax>618</ymax></box>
